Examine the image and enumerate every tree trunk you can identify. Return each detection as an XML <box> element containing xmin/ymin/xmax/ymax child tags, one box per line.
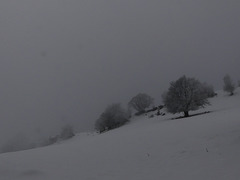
<box><xmin>184</xmin><ymin>111</ymin><xmax>189</xmax><ymax>117</ymax></box>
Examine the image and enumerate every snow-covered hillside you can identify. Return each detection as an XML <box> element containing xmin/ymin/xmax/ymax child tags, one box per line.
<box><xmin>0</xmin><ymin>88</ymin><xmax>240</xmax><ymax>180</ymax></box>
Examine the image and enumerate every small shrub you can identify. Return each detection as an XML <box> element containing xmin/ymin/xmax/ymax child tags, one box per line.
<box><xmin>149</xmin><ymin>114</ymin><xmax>154</xmax><ymax>118</ymax></box>
<box><xmin>134</xmin><ymin>110</ymin><xmax>145</xmax><ymax>116</ymax></box>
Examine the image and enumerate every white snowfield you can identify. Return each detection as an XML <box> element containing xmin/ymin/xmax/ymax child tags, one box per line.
<box><xmin>0</xmin><ymin>89</ymin><xmax>240</xmax><ymax>180</ymax></box>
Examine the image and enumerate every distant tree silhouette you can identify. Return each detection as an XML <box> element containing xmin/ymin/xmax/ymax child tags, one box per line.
<box><xmin>128</xmin><ymin>93</ymin><xmax>154</xmax><ymax>114</ymax></box>
<box><xmin>202</xmin><ymin>83</ymin><xmax>216</xmax><ymax>98</ymax></box>
<box><xmin>223</xmin><ymin>74</ymin><xmax>235</xmax><ymax>96</ymax></box>
<box><xmin>59</xmin><ymin>125</ymin><xmax>75</xmax><ymax>140</ymax></box>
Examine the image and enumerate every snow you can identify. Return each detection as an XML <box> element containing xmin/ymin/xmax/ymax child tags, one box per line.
<box><xmin>0</xmin><ymin>88</ymin><xmax>240</xmax><ymax>180</ymax></box>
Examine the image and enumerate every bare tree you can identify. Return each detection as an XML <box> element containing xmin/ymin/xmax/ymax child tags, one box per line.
<box><xmin>223</xmin><ymin>74</ymin><xmax>235</xmax><ymax>96</ymax></box>
<box><xmin>162</xmin><ymin>75</ymin><xmax>209</xmax><ymax>117</ymax></box>
<box><xmin>95</xmin><ymin>103</ymin><xmax>129</xmax><ymax>133</ymax></box>
<box><xmin>128</xmin><ymin>93</ymin><xmax>154</xmax><ymax>114</ymax></box>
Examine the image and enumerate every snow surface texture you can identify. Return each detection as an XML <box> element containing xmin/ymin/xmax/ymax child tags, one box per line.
<box><xmin>0</xmin><ymin>88</ymin><xmax>240</xmax><ymax>180</ymax></box>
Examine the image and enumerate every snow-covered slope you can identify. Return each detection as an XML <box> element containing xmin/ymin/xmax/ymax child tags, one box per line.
<box><xmin>1</xmin><ymin>88</ymin><xmax>240</xmax><ymax>180</ymax></box>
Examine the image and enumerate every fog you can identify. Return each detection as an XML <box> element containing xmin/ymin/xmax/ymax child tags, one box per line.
<box><xmin>0</xmin><ymin>1</ymin><xmax>240</xmax><ymax>148</ymax></box>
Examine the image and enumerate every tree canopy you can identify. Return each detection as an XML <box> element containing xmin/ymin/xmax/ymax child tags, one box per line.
<box><xmin>128</xmin><ymin>93</ymin><xmax>154</xmax><ymax>113</ymax></box>
<box><xmin>162</xmin><ymin>76</ymin><xmax>210</xmax><ymax>117</ymax></box>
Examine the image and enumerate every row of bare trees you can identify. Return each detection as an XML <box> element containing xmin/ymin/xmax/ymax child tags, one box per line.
<box><xmin>95</xmin><ymin>74</ymin><xmax>238</xmax><ymax>132</ymax></box>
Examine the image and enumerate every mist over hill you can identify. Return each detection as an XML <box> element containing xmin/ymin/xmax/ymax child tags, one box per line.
<box><xmin>0</xmin><ymin>1</ymin><xmax>240</xmax><ymax>149</ymax></box>
<box><xmin>0</xmin><ymin>88</ymin><xmax>240</xmax><ymax>179</ymax></box>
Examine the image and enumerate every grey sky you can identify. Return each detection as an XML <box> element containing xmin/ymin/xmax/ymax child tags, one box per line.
<box><xmin>0</xmin><ymin>1</ymin><xmax>240</xmax><ymax>144</ymax></box>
